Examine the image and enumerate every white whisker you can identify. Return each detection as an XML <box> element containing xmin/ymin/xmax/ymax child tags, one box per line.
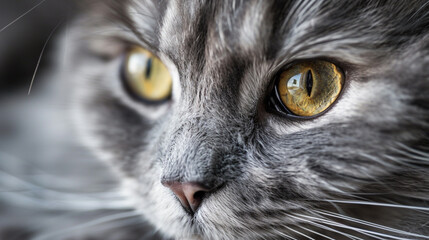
<box><xmin>271</xmin><ymin>227</ymin><xmax>298</xmax><ymax>240</ymax></box>
<box><xmin>0</xmin><ymin>0</ymin><xmax>48</xmax><ymax>33</ymax></box>
<box><xmin>284</xmin><ymin>225</ymin><xmax>315</xmax><ymax>240</ymax></box>
<box><xmin>297</xmin><ymin>225</ymin><xmax>335</xmax><ymax>240</ymax></box>
<box><xmin>1</xmin><ymin>191</ymin><xmax>134</xmax><ymax>211</ymax></box>
<box><xmin>391</xmin><ymin>150</ymin><xmax>429</xmax><ymax>163</ymax></box>
<box><xmin>0</xmin><ymin>167</ymin><xmax>134</xmax><ymax>211</ymax></box>
<box><xmin>0</xmin><ymin>167</ymin><xmax>125</xmax><ymax>199</ymax></box>
<box><xmin>395</xmin><ymin>142</ymin><xmax>429</xmax><ymax>159</ymax></box>
<box><xmin>383</xmin><ymin>154</ymin><xmax>427</xmax><ymax>167</ymax></box>
<box><xmin>320</xmin><ymin>199</ymin><xmax>429</xmax><ymax>211</ymax></box>
<box><xmin>33</xmin><ymin>211</ymin><xmax>142</xmax><ymax>240</ymax></box>
<box><xmin>358</xmin><ymin>152</ymin><xmax>397</xmax><ymax>168</ymax></box>
<box><xmin>289</xmin><ymin>214</ymin><xmax>364</xmax><ymax>240</ymax></box>
<box><xmin>316</xmin><ymin>209</ymin><xmax>429</xmax><ymax>239</ymax></box>
<box><xmin>28</xmin><ymin>21</ymin><xmax>62</xmax><ymax>95</ymax></box>
<box><xmin>298</xmin><ymin>214</ymin><xmax>413</xmax><ymax>240</ymax></box>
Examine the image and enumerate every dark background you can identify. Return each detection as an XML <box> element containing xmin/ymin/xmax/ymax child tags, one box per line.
<box><xmin>0</xmin><ymin>0</ymin><xmax>77</xmax><ymax>95</ymax></box>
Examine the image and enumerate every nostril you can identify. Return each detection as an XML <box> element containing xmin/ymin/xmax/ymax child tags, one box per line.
<box><xmin>193</xmin><ymin>190</ymin><xmax>206</xmax><ymax>201</ymax></box>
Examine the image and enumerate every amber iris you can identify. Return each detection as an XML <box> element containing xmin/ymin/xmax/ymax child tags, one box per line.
<box><xmin>123</xmin><ymin>47</ymin><xmax>172</xmax><ymax>102</ymax></box>
<box><xmin>277</xmin><ymin>61</ymin><xmax>344</xmax><ymax>117</ymax></box>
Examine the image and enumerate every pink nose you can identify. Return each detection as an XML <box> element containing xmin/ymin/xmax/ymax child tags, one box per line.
<box><xmin>162</xmin><ymin>181</ymin><xmax>210</xmax><ymax>213</ymax></box>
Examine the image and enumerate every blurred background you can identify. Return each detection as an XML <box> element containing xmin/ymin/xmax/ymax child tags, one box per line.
<box><xmin>0</xmin><ymin>1</ymin><xmax>160</xmax><ymax>239</ymax></box>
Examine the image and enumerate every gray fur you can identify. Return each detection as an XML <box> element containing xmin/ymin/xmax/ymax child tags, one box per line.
<box><xmin>2</xmin><ymin>0</ymin><xmax>429</xmax><ymax>239</ymax></box>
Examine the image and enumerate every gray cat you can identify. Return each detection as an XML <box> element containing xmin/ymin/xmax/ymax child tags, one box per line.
<box><xmin>1</xmin><ymin>0</ymin><xmax>429</xmax><ymax>239</ymax></box>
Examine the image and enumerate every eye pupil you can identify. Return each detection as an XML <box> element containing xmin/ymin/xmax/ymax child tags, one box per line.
<box><xmin>306</xmin><ymin>70</ymin><xmax>313</xmax><ymax>97</ymax></box>
<box><xmin>145</xmin><ymin>58</ymin><xmax>153</xmax><ymax>79</ymax></box>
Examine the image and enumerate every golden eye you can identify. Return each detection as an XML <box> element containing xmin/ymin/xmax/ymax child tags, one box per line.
<box><xmin>276</xmin><ymin>60</ymin><xmax>344</xmax><ymax>117</ymax></box>
<box><xmin>123</xmin><ymin>47</ymin><xmax>172</xmax><ymax>102</ymax></box>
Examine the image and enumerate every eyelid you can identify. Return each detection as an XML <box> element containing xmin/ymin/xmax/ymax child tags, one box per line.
<box><xmin>87</xmin><ymin>37</ymin><xmax>127</xmax><ymax>59</ymax></box>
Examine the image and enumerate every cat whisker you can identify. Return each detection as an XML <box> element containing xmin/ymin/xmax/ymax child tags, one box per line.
<box><xmin>32</xmin><ymin>211</ymin><xmax>143</xmax><ymax>240</ymax></box>
<box><xmin>315</xmin><ymin>209</ymin><xmax>429</xmax><ymax>239</ymax></box>
<box><xmin>383</xmin><ymin>154</ymin><xmax>429</xmax><ymax>168</ymax></box>
<box><xmin>297</xmin><ymin>213</ymin><xmax>410</xmax><ymax>240</ymax></box>
<box><xmin>288</xmin><ymin>214</ymin><xmax>364</xmax><ymax>240</ymax></box>
<box><xmin>0</xmin><ymin>184</ymin><xmax>129</xmax><ymax>203</ymax></box>
<box><xmin>91</xmin><ymin>216</ymin><xmax>146</xmax><ymax>235</ymax></box>
<box><xmin>0</xmin><ymin>0</ymin><xmax>48</xmax><ymax>33</ymax></box>
<box><xmin>9</xmin><ymin>211</ymin><xmax>111</xmax><ymax>240</ymax></box>
<box><xmin>0</xmin><ymin>167</ymin><xmax>126</xmax><ymax>199</ymax></box>
<box><xmin>390</xmin><ymin>146</ymin><xmax>429</xmax><ymax>163</ymax></box>
<box><xmin>0</xmin><ymin>169</ymin><xmax>134</xmax><ymax>210</ymax></box>
<box><xmin>357</xmin><ymin>152</ymin><xmax>399</xmax><ymax>168</ymax></box>
<box><xmin>379</xmin><ymin>197</ymin><xmax>429</xmax><ymax>218</ymax></box>
<box><xmin>319</xmin><ymin>199</ymin><xmax>429</xmax><ymax>211</ymax></box>
<box><xmin>296</xmin><ymin>225</ymin><xmax>336</xmax><ymax>240</ymax></box>
<box><xmin>0</xmin><ymin>152</ymin><xmax>119</xmax><ymax>194</ymax></box>
<box><xmin>1</xmin><ymin>191</ymin><xmax>134</xmax><ymax>211</ymax></box>
<box><xmin>283</xmin><ymin>225</ymin><xmax>315</xmax><ymax>240</ymax></box>
<box><xmin>270</xmin><ymin>227</ymin><xmax>298</xmax><ymax>240</ymax></box>
<box><xmin>28</xmin><ymin>21</ymin><xmax>63</xmax><ymax>95</ymax></box>
<box><xmin>395</xmin><ymin>142</ymin><xmax>429</xmax><ymax>158</ymax></box>
<box><xmin>407</xmin><ymin>0</ymin><xmax>429</xmax><ymax>22</ymax></box>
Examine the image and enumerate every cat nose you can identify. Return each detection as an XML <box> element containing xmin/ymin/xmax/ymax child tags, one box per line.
<box><xmin>162</xmin><ymin>181</ymin><xmax>210</xmax><ymax>213</ymax></box>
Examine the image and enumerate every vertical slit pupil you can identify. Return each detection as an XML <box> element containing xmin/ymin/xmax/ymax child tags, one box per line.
<box><xmin>306</xmin><ymin>70</ymin><xmax>313</xmax><ymax>97</ymax></box>
<box><xmin>145</xmin><ymin>58</ymin><xmax>153</xmax><ymax>80</ymax></box>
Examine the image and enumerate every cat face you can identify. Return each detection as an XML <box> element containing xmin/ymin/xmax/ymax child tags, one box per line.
<box><xmin>66</xmin><ymin>0</ymin><xmax>429</xmax><ymax>239</ymax></box>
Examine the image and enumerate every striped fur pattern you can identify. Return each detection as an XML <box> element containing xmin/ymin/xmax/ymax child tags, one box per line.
<box><xmin>2</xmin><ymin>0</ymin><xmax>429</xmax><ymax>239</ymax></box>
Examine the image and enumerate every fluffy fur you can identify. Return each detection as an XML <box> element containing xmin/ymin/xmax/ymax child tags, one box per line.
<box><xmin>1</xmin><ymin>0</ymin><xmax>429</xmax><ymax>239</ymax></box>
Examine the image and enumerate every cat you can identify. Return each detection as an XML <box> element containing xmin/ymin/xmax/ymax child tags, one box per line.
<box><xmin>1</xmin><ymin>0</ymin><xmax>429</xmax><ymax>239</ymax></box>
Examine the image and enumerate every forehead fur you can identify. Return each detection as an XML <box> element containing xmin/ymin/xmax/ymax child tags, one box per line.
<box><xmin>123</xmin><ymin>0</ymin><xmax>429</xmax><ymax>61</ymax></box>
<box><xmin>113</xmin><ymin>0</ymin><xmax>429</xmax><ymax>103</ymax></box>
